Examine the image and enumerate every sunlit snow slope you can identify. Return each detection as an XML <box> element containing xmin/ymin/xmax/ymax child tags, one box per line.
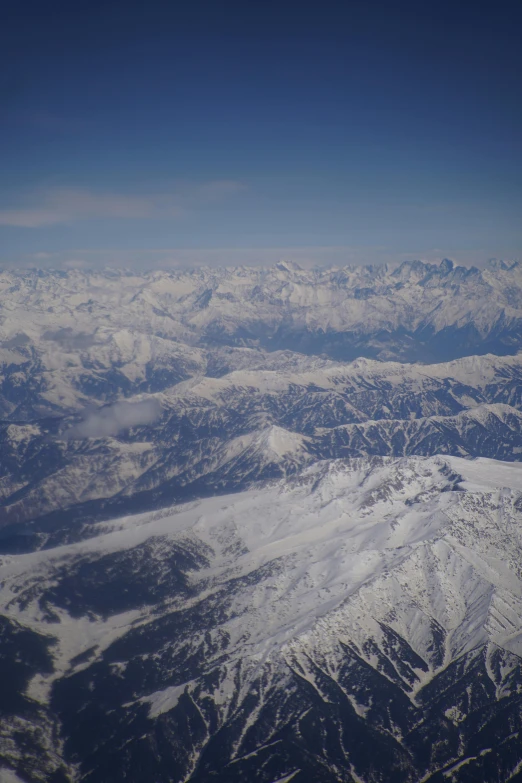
<box><xmin>1</xmin><ymin>456</ymin><xmax>522</xmax><ymax>782</ymax></box>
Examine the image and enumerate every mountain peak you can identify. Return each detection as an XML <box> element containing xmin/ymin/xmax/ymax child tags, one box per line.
<box><xmin>275</xmin><ymin>259</ymin><xmax>303</xmax><ymax>273</ymax></box>
<box><xmin>487</xmin><ymin>258</ymin><xmax>518</xmax><ymax>271</ymax></box>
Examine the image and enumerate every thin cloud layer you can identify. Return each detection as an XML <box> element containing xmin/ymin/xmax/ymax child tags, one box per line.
<box><xmin>66</xmin><ymin>399</ymin><xmax>162</xmax><ymax>439</ymax></box>
<box><xmin>15</xmin><ymin>245</ymin><xmax>485</xmax><ymax>270</ymax></box>
<box><xmin>0</xmin><ymin>181</ymin><xmax>245</xmax><ymax>228</ymax></box>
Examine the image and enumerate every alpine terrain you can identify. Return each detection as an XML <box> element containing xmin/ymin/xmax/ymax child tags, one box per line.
<box><xmin>1</xmin><ymin>260</ymin><xmax>522</xmax><ymax>782</ymax></box>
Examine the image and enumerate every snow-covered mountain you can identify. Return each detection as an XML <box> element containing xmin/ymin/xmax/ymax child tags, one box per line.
<box><xmin>2</xmin><ymin>350</ymin><xmax>522</xmax><ymax>549</ymax></box>
<box><xmin>2</xmin><ymin>262</ymin><xmax>522</xmax><ymax>782</ymax></box>
<box><xmin>1</xmin><ymin>456</ymin><xmax>522</xmax><ymax>782</ymax></box>
<box><xmin>1</xmin><ymin>259</ymin><xmax>522</xmax><ymax>419</ymax></box>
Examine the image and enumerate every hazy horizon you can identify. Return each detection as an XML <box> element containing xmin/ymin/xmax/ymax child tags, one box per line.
<box><xmin>2</xmin><ymin>247</ymin><xmax>519</xmax><ymax>273</ymax></box>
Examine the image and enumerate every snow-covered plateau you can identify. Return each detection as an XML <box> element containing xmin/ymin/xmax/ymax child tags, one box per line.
<box><xmin>1</xmin><ymin>262</ymin><xmax>522</xmax><ymax>782</ymax></box>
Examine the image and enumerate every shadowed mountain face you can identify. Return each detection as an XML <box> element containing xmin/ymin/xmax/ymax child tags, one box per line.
<box><xmin>2</xmin><ymin>263</ymin><xmax>522</xmax><ymax>782</ymax></box>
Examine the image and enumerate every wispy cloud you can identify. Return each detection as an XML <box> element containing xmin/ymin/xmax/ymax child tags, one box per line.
<box><xmin>11</xmin><ymin>245</ymin><xmax>474</xmax><ymax>271</ymax></box>
<box><xmin>0</xmin><ymin>181</ymin><xmax>245</xmax><ymax>228</ymax></box>
<box><xmin>66</xmin><ymin>399</ymin><xmax>162</xmax><ymax>439</ymax></box>
<box><xmin>30</xmin><ymin>251</ymin><xmax>54</xmax><ymax>260</ymax></box>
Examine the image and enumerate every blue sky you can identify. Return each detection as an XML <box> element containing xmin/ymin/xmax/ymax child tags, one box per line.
<box><xmin>1</xmin><ymin>0</ymin><xmax>521</xmax><ymax>268</ymax></box>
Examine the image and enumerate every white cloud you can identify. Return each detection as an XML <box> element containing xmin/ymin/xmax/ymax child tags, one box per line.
<box><xmin>0</xmin><ymin>181</ymin><xmax>245</xmax><ymax>228</ymax></box>
<box><xmin>66</xmin><ymin>399</ymin><xmax>162</xmax><ymax>439</ymax></box>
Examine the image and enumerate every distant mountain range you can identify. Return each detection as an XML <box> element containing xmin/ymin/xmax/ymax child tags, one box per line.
<box><xmin>1</xmin><ymin>258</ymin><xmax>521</xmax><ymax>419</ymax></box>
